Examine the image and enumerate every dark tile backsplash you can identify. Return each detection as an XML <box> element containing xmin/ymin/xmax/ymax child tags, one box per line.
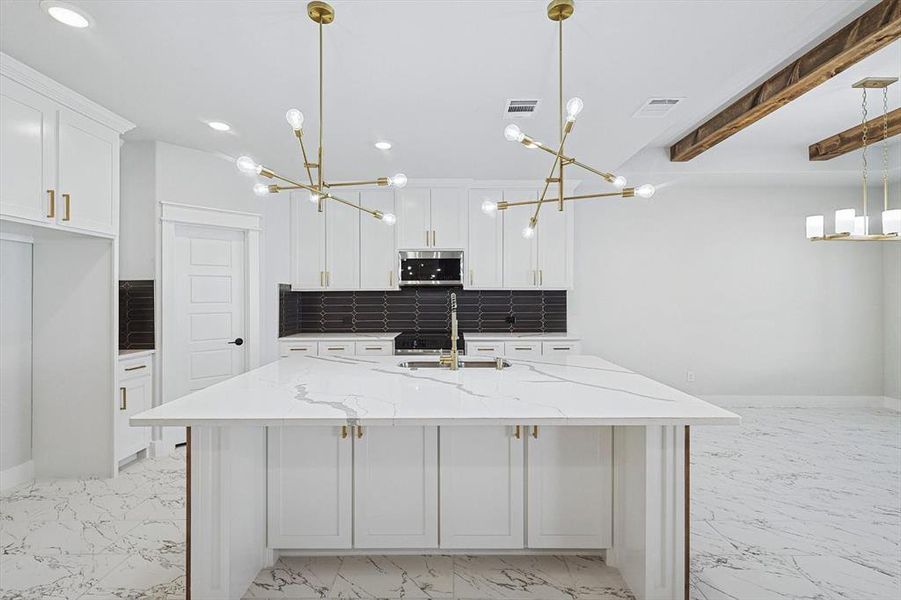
<box><xmin>119</xmin><ymin>280</ymin><xmax>154</xmax><ymax>349</ymax></box>
<box><xmin>278</xmin><ymin>284</ymin><xmax>566</xmax><ymax>336</ymax></box>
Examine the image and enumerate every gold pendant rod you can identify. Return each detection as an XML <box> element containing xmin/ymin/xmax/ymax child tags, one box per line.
<box><xmin>530</xmin><ymin>140</ymin><xmax>619</xmax><ymax>183</ymax></box>
<box><xmin>558</xmin><ymin>17</ymin><xmax>564</xmax><ymax>212</ymax></box>
<box><xmin>529</xmin><ymin>126</ymin><xmax>572</xmax><ymax>226</ymax></box>
<box><xmin>325</xmin><ymin>178</ymin><xmax>389</xmax><ymax>188</ymax></box>
<box><xmin>318</xmin><ymin>20</ymin><xmax>324</xmax><ymax>213</ymax></box>
<box><xmin>500</xmin><ymin>188</ymin><xmax>635</xmax><ymax>210</ymax></box>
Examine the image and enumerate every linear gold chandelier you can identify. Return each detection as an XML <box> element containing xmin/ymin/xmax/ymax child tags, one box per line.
<box><xmin>235</xmin><ymin>1</ymin><xmax>404</xmax><ymax>225</ymax></box>
<box><xmin>806</xmin><ymin>77</ymin><xmax>899</xmax><ymax>242</ymax></box>
<box><xmin>480</xmin><ymin>0</ymin><xmax>655</xmax><ymax>239</ymax></box>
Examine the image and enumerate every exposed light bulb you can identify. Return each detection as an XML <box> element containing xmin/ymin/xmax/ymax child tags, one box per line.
<box><xmin>806</xmin><ymin>215</ymin><xmax>824</xmax><ymax>239</ymax></box>
<box><xmin>504</xmin><ymin>124</ymin><xmax>525</xmax><ymax>142</ymax></box>
<box><xmin>309</xmin><ymin>192</ymin><xmax>321</xmax><ymax>204</ymax></box>
<box><xmin>522</xmin><ymin>224</ymin><xmax>536</xmax><ymax>239</ymax></box>
<box><xmin>381</xmin><ymin>213</ymin><xmax>397</xmax><ymax>226</ymax></box>
<box><xmin>252</xmin><ymin>183</ymin><xmax>270</xmax><ymax>197</ymax></box>
<box><xmin>388</xmin><ymin>173</ymin><xmax>408</xmax><ymax>188</ymax></box>
<box><xmin>565</xmin><ymin>97</ymin><xmax>584</xmax><ymax>121</ymax></box>
<box><xmin>285</xmin><ymin>109</ymin><xmax>304</xmax><ymax>131</ymax></box>
<box><xmin>612</xmin><ymin>175</ymin><xmax>627</xmax><ymax>189</ymax></box>
<box><xmin>236</xmin><ymin>156</ymin><xmax>262</xmax><ymax>176</ymax></box>
<box><xmin>635</xmin><ymin>184</ymin><xmax>656</xmax><ymax>198</ymax></box>
<box><xmin>481</xmin><ymin>200</ymin><xmax>498</xmax><ymax>214</ymax></box>
<box><xmin>834</xmin><ymin>208</ymin><xmax>855</xmax><ymax>234</ymax></box>
<box><xmin>883</xmin><ymin>209</ymin><xmax>901</xmax><ymax>235</ymax></box>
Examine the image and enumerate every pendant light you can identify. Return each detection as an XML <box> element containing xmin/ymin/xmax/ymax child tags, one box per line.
<box><xmin>480</xmin><ymin>0</ymin><xmax>656</xmax><ymax>237</ymax></box>
<box><xmin>236</xmin><ymin>1</ymin><xmax>403</xmax><ymax>225</ymax></box>
<box><xmin>806</xmin><ymin>77</ymin><xmax>900</xmax><ymax>242</ymax></box>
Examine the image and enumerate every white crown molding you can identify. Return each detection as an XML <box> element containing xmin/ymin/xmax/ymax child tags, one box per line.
<box><xmin>1</xmin><ymin>52</ymin><xmax>135</xmax><ymax>134</ymax></box>
<box><xmin>159</xmin><ymin>201</ymin><xmax>261</xmax><ymax>231</ymax></box>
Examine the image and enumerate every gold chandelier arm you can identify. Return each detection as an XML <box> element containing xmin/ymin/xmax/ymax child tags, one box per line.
<box><xmin>295</xmin><ymin>131</ymin><xmax>316</xmax><ymax>187</ymax></box>
<box><xmin>322</xmin><ymin>192</ymin><xmax>383</xmax><ymax>218</ymax></box>
<box><xmin>529</xmin><ymin>141</ymin><xmax>622</xmax><ymax>184</ymax></box>
<box><xmin>325</xmin><ymin>178</ymin><xmax>389</xmax><ymax>188</ymax></box>
<box><xmin>262</xmin><ymin>170</ymin><xmax>320</xmax><ymax>195</ymax></box>
<box><xmin>529</xmin><ymin>125</ymin><xmax>573</xmax><ymax>225</ymax></box>
<box><xmin>499</xmin><ymin>189</ymin><xmax>634</xmax><ymax>210</ymax></box>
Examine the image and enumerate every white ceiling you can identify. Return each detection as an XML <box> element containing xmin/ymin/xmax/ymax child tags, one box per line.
<box><xmin>1</xmin><ymin>0</ymin><xmax>891</xmax><ymax>183</ymax></box>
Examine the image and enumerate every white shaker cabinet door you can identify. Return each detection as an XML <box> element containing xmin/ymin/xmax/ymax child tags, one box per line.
<box><xmin>466</xmin><ymin>189</ymin><xmax>503</xmax><ymax>289</ymax></box>
<box><xmin>536</xmin><ymin>202</ymin><xmax>570</xmax><ymax>289</ymax></box>
<box><xmin>267</xmin><ymin>427</ymin><xmax>353</xmax><ymax>549</ymax></box>
<box><xmin>115</xmin><ymin>376</ymin><xmax>152</xmax><ymax>462</ymax></box>
<box><xmin>502</xmin><ymin>189</ymin><xmax>537</xmax><ymax>288</ymax></box>
<box><xmin>359</xmin><ymin>189</ymin><xmax>397</xmax><ymax>290</ymax></box>
<box><xmin>527</xmin><ymin>426</ymin><xmax>612</xmax><ymax>548</ymax></box>
<box><xmin>429</xmin><ymin>187</ymin><xmax>466</xmax><ymax>249</ymax></box>
<box><xmin>0</xmin><ymin>76</ymin><xmax>56</xmax><ymax>224</ymax></box>
<box><xmin>440</xmin><ymin>426</ymin><xmax>524</xmax><ymax>549</ymax></box>
<box><xmin>396</xmin><ymin>188</ymin><xmax>431</xmax><ymax>249</ymax></box>
<box><xmin>353</xmin><ymin>426</ymin><xmax>438</xmax><ymax>549</ymax></box>
<box><xmin>325</xmin><ymin>192</ymin><xmax>360</xmax><ymax>289</ymax></box>
<box><xmin>291</xmin><ymin>191</ymin><xmax>326</xmax><ymax>290</ymax></box>
<box><xmin>57</xmin><ymin>108</ymin><xmax>117</xmax><ymax>235</ymax></box>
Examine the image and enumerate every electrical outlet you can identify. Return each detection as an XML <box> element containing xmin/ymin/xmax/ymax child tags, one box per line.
<box><xmin>686</xmin><ymin>370</ymin><xmax>696</xmax><ymax>383</ymax></box>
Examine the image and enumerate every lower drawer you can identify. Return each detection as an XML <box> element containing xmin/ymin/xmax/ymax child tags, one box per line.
<box><xmin>355</xmin><ymin>342</ymin><xmax>393</xmax><ymax>356</ymax></box>
<box><xmin>279</xmin><ymin>342</ymin><xmax>318</xmax><ymax>358</ymax></box>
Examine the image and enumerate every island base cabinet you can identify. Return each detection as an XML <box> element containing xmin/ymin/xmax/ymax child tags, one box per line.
<box><xmin>527</xmin><ymin>426</ymin><xmax>612</xmax><ymax>548</ymax></box>
<box><xmin>354</xmin><ymin>426</ymin><xmax>438</xmax><ymax>548</ymax></box>
<box><xmin>267</xmin><ymin>427</ymin><xmax>352</xmax><ymax>549</ymax></box>
<box><xmin>439</xmin><ymin>426</ymin><xmax>524</xmax><ymax>549</ymax></box>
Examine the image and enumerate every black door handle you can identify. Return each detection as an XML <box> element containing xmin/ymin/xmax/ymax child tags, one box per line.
<box><xmin>228</xmin><ymin>337</ymin><xmax>244</xmax><ymax>346</ymax></box>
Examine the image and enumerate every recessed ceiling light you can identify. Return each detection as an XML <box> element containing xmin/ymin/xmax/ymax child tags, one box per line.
<box><xmin>40</xmin><ymin>1</ymin><xmax>92</xmax><ymax>28</ymax></box>
<box><xmin>374</xmin><ymin>141</ymin><xmax>392</xmax><ymax>150</ymax></box>
<box><xmin>208</xmin><ymin>121</ymin><xmax>231</xmax><ymax>132</ymax></box>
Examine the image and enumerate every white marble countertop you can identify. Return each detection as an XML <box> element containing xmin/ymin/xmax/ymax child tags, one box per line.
<box><xmin>279</xmin><ymin>332</ymin><xmax>400</xmax><ymax>342</ymax></box>
<box><xmin>132</xmin><ymin>354</ymin><xmax>739</xmax><ymax>428</ymax></box>
<box><xmin>118</xmin><ymin>349</ymin><xmax>155</xmax><ymax>360</ymax></box>
<box><xmin>464</xmin><ymin>332</ymin><xmax>579</xmax><ymax>341</ymax></box>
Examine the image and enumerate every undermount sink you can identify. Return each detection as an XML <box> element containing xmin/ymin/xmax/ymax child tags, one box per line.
<box><xmin>398</xmin><ymin>359</ymin><xmax>512</xmax><ymax>370</ymax></box>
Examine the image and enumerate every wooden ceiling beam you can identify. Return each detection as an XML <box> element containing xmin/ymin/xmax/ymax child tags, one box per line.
<box><xmin>809</xmin><ymin>107</ymin><xmax>901</xmax><ymax>160</ymax></box>
<box><xmin>669</xmin><ymin>0</ymin><xmax>901</xmax><ymax>162</ymax></box>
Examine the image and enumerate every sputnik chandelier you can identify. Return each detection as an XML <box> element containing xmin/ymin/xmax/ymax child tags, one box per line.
<box><xmin>480</xmin><ymin>0</ymin><xmax>655</xmax><ymax>239</ymax></box>
<box><xmin>235</xmin><ymin>1</ymin><xmax>405</xmax><ymax>225</ymax></box>
<box><xmin>806</xmin><ymin>77</ymin><xmax>900</xmax><ymax>242</ymax></box>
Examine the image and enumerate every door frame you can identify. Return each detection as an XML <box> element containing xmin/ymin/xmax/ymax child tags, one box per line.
<box><xmin>158</xmin><ymin>202</ymin><xmax>261</xmax><ymax>449</ymax></box>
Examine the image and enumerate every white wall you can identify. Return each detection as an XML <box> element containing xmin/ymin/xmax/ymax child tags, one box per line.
<box><xmin>119</xmin><ymin>140</ymin><xmax>288</xmax><ymax>365</ymax></box>
<box><xmin>884</xmin><ymin>244</ymin><xmax>901</xmax><ymax>400</ymax></box>
<box><xmin>0</xmin><ymin>239</ymin><xmax>33</xmax><ymax>472</ymax></box>
<box><xmin>570</xmin><ymin>181</ymin><xmax>886</xmax><ymax>397</ymax></box>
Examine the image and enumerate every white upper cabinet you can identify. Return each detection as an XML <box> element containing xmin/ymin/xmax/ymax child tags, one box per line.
<box><xmin>0</xmin><ymin>76</ymin><xmax>56</xmax><ymax>224</ymax></box>
<box><xmin>440</xmin><ymin>425</ymin><xmax>524</xmax><ymax>549</ymax></box>
<box><xmin>325</xmin><ymin>192</ymin><xmax>360</xmax><ymax>289</ymax></box>
<box><xmin>503</xmin><ymin>188</ymin><xmax>538</xmax><ymax>288</ymax></box>
<box><xmin>466</xmin><ymin>189</ymin><xmax>503</xmax><ymax>289</ymax></box>
<box><xmin>397</xmin><ymin>186</ymin><xmax>465</xmax><ymax>249</ymax></box>
<box><xmin>359</xmin><ymin>189</ymin><xmax>398</xmax><ymax>290</ymax></box>
<box><xmin>0</xmin><ymin>55</ymin><xmax>133</xmax><ymax>237</ymax></box>
<box><xmin>397</xmin><ymin>188</ymin><xmax>431</xmax><ymax>248</ymax></box>
<box><xmin>57</xmin><ymin>108</ymin><xmax>118</xmax><ymax>236</ymax></box>
<box><xmin>429</xmin><ymin>187</ymin><xmax>466</xmax><ymax>248</ymax></box>
<box><xmin>535</xmin><ymin>202</ymin><xmax>571</xmax><ymax>289</ymax></box>
<box><xmin>527</xmin><ymin>426</ymin><xmax>612</xmax><ymax>549</ymax></box>
<box><xmin>291</xmin><ymin>191</ymin><xmax>326</xmax><ymax>290</ymax></box>
<box><xmin>353</xmin><ymin>426</ymin><xmax>438</xmax><ymax>549</ymax></box>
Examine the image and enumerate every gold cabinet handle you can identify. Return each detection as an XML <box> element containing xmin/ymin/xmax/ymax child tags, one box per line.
<box><xmin>469</xmin><ymin>269</ymin><xmax>474</xmax><ymax>286</ymax></box>
<box><xmin>531</xmin><ymin>425</ymin><xmax>539</xmax><ymax>439</ymax></box>
<box><xmin>356</xmin><ymin>425</ymin><xmax>364</xmax><ymax>439</ymax></box>
<box><xmin>119</xmin><ymin>387</ymin><xmax>127</xmax><ymax>410</ymax></box>
<box><xmin>327</xmin><ymin>271</ymin><xmax>330</xmax><ymax>287</ymax></box>
<box><xmin>289</xmin><ymin>347</ymin><xmax>308</xmax><ymax>352</ymax></box>
<box><xmin>514</xmin><ymin>425</ymin><xmax>521</xmax><ymax>439</ymax></box>
<box><xmin>432</xmin><ymin>230</ymin><xmax>436</xmax><ymax>246</ymax></box>
<box><xmin>124</xmin><ymin>364</ymin><xmax>146</xmax><ymax>372</ymax></box>
<box><xmin>426</xmin><ymin>229</ymin><xmax>430</xmax><ymax>246</ymax></box>
<box><xmin>341</xmin><ymin>425</ymin><xmax>348</xmax><ymax>439</ymax></box>
<box><xmin>62</xmin><ymin>193</ymin><xmax>71</xmax><ymax>221</ymax></box>
<box><xmin>46</xmin><ymin>189</ymin><xmax>55</xmax><ymax>218</ymax></box>
<box><xmin>539</xmin><ymin>270</ymin><xmax>543</xmax><ymax>286</ymax></box>
<box><xmin>514</xmin><ymin>347</ymin><xmax>533</xmax><ymax>351</ymax></box>
<box><xmin>320</xmin><ymin>271</ymin><xmax>324</xmax><ymax>287</ymax></box>
<box><xmin>364</xmin><ymin>346</ymin><xmax>382</xmax><ymax>350</ymax></box>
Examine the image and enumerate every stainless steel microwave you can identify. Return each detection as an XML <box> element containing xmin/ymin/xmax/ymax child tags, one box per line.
<box><xmin>398</xmin><ymin>250</ymin><xmax>463</xmax><ymax>286</ymax></box>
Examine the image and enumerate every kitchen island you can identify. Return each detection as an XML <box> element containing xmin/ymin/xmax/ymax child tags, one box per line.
<box><xmin>132</xmin><ymin>354</ymin><xmax>739</xmax><ymax>600</ymax></box>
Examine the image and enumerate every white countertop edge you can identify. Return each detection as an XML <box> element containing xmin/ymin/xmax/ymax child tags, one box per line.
<box><xmin>118</xmin><ymin>349</ymin><xmax>156</xmax><ymax>360</ymax></box>
<box><xmin>131</xmin><ymin>415</ymin><xmax>740</xmax><ymax>428</ymax></box>
<box><xmin>279</xmin><ymin>332</ymin><xmax>401</xmax><ymax>342</ymax></box>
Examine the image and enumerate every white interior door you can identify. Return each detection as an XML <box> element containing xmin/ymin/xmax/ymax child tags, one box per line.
<box><xmin>396</xmin><ymin>188</ymin><xmax>431</xmax><ymax>248</ymax></box>
<box><xmin>527</xmin><ymin>426</ymin><xmax>612</xmax><ymax>548</ymax></box>
<box><xmin>359</xmin><ymin>189</ymin><xmax>397</xmax><ymax>290</ymax></box>
<box><xmin>168</xmin><ymin>224</ymin><xmax>246</xmax><ymax>445</ymax></box>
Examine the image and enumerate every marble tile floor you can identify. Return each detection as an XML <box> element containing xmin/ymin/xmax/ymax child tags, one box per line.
<box><xmin>1</xmin><ymin>406</ymin><xmax>898</xmax><ymax>599</ymax></box>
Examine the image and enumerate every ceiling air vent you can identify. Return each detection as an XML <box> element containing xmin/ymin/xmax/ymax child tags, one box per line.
<box><xmin>504</xmin><ymin>99</ymin><xmax>540</xmax><ymax>118</ymax></box>
<box><xmin>633</xmin><ymin>97</ymin><xmax>684</xmax><ymax>118</ymax></box>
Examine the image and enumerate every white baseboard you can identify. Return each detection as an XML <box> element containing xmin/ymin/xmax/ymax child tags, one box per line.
<box><xmin>702</xmin><ymin>395</ymin><xmax>895</xmax><ymax>410</ymax></box>
<box><xmin>0</xmin><ymin>460</ymin><xmax>34</xmax><ymax>492</ymax></box>
<box><xmin>149</xmin><ymin>439</ymin><xmax>176</xmax><ymax>458</ymax></box>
